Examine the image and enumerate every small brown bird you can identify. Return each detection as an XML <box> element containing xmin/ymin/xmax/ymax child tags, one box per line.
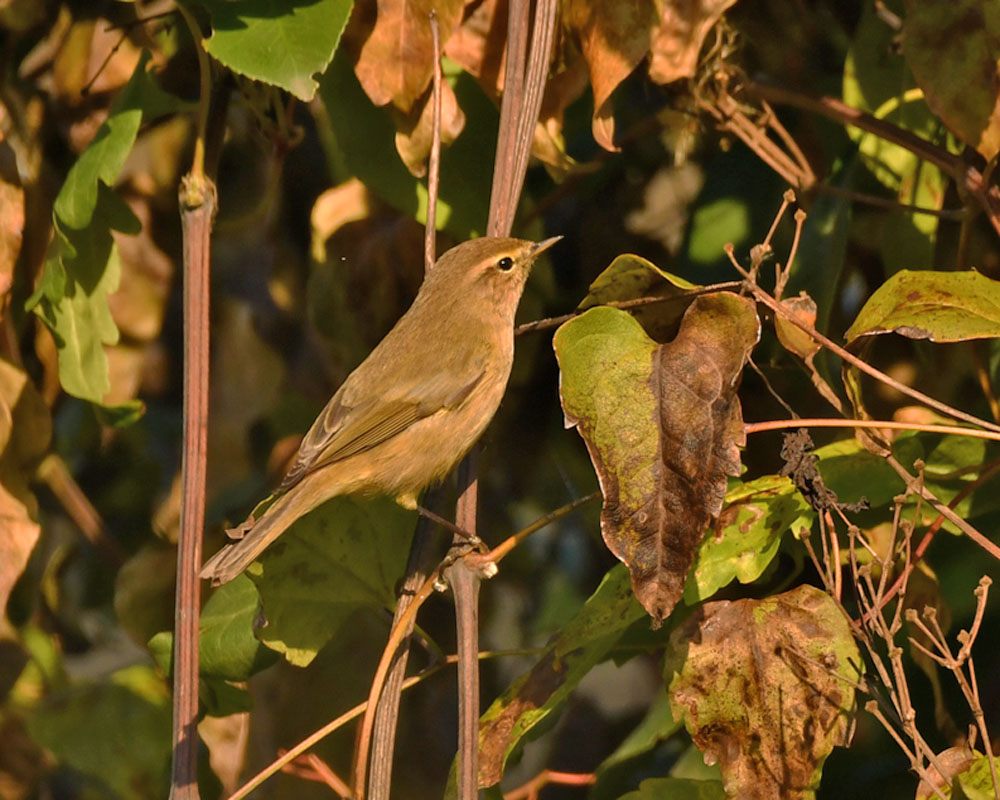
<box><xmin>200</xmin><ymin>235</ymin><xmax>561</xmax><ymax>585</ymax></box>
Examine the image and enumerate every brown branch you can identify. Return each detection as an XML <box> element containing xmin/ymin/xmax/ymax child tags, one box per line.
<box><xmin>503</xmin><ymin>770</ymin><xmax>597</xmax><ymax>800</ymax></box>
<box><xmin>170</xmin><ymin>7</ymin><xmax>215</xmax><ymax>799</ymax></box>
<box><xmin>745</xmin><ymin>418</ymin><xmax>1000</xmax><ymax>444</ymax></box>
<box><xmin>35</xmin><ymin>454</ymin><xmax>125</xmax><ymax>567</ymax></box>
<box><xmin>514</xmin><ymin>281</ymin><xmax>742</xmax><ymax>336</ymax></box>
<box><xmin>745</xmin><ymin>81</ymin><xmax>1000</xmax><ymax>238</ymax></box>
<box><xmin>727</xmin><ymin>244</ymin><xmax>1000</xmax><ymax>435</ymax></box>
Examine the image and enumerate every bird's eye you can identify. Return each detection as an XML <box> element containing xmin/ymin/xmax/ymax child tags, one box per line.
<box><xmin>497</xmin><ymin>256</ymin><xmax>514</xmax><ymax>271</ymax></box>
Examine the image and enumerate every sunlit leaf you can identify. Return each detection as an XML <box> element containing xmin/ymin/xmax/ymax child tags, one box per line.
<box><xmin>666</xmin><ymin>585</ymin><xmax>860</xmax><ymax>800</ymax></box>
<box><xmin>845</xmin><ymin>270</ymin><xmax>1000</xmax><ymax>344</ymax></box>
<box><xmin>247</xmin><ymin>496</ymin><xmax>413</xmax><ymax>666</ymax></box>
<box><xmin>685</xmin><ymin>475</ymin><xmax>812</xmax><ymax>604</ymax></box>
<box><xmin>554</xmin><ymin>296</ymin><xmax>759</xmax><ymax>624</ymax></box>
<box><xmin>619</xmin><ymin>777</ymin><xmax>727</xmax><ymax>800</ymax></box>
<box><xmin>200</xmin><ymin>0</ymin><xmax>353</xmax><ymax>101</ymax></box>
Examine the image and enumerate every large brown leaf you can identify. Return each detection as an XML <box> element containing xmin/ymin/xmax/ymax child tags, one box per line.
<box><xmin>354</xmin><ymin>0</ymin><xmax>467</xmax><ymax>112</ymax></box>
<box><xmin>565</xmin><ymin>0</ymin><xmax>658</xmax><ymax>150</ymax></box>
<box><xmin>554</xmin><ymin>293</ymin><xmax>759</xmax><ymax>624</ymax></box>
<box><xmin>666</xmin><ymin>586</ymin><xmax>860</xmax><ymax>799</ymax></box>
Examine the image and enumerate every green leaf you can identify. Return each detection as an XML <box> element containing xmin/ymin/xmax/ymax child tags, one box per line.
<box><xmin>685</xmin><ymin>475</ymin><xmax>813</xmax><ymax>604</ymax></box>
<box><xmin>579</xmin><ymin>253</ymin><xmax>700</xmax><ymax>341</ymax></box>
<box><xmin>953</xmin><ymin>754</ymin><xmax>1000</xmax><ymax>800</ymax></box>
<box><xmin>316</xmin><ymin>49</ymin><xmax>493</xmax><ymax>238</ymax></box>
<box><xmin>199</xmin><ymin>0</ymin><xmax>352</xmax><ymax>101</ymax></box>
<box><xmin>477</xmin><ymin>565</ymin><xmax>646</xmax><ymax>788</ymax></box>
<box><xmin>248</xmin><ymin>495</ymin><xmax>413</xmax><ymax>666</ymax></box>
<box><xmin>902</xmin><ymin>0</ymin><xmax>1000</xmax><ymax>161</ymax></box>
<box><xmin>148</xmin><ymin>574</ymin><xmax>277</xmax><ymax>682</ymax></box>
<box><xmin>842</xmin><ymin>3</ymin><xmax>946</xmax><ymax>270</ymax></box>
<box><xmin>554</xmin><ymin>297</ymin><xmax>758</xmax><ymax>624</ymax></box>
<box><xmin>595</xmin><ymin>687</ymin><xmax>680</xmax><ymax>779</ymax></box>
<box><xmin>200</xmin><ymin>574</ymin><xmax>277</xmax><ymax>680</ymax></box>
<box><xmin>618</xmin><ymin>777</ymin><xmax>727</xmax><ymax>800</ymax></box>
<box><xmin>845</xmin><ymin>270</ymin><xmax>1000</xmax><ymax>344</ymax></box>
<box><xmin>28</xmin><ymin>57</ymin><xmax>181</xmax><ymax>410</ymax></box>
<box><xmin>25</xmin><ymin>665</ymin><xmax>171</xmax><ymax>800</ymax></box>
<box><xmin>666</xmin><ymin>586</ymin><xmax>860</xmax><ymax>800</ymax></box>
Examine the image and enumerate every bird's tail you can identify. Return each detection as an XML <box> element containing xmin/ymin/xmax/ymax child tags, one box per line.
<box><xmin>200</xmin><ymin>483</ymin><xmax>324</xmax><ymax>585</ymax></box>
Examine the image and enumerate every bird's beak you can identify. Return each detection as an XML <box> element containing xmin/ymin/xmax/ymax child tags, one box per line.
<box><xmin>530</xmin><ymin>236</ymin><xmax>563</xmax><ymax>257</ymax></box>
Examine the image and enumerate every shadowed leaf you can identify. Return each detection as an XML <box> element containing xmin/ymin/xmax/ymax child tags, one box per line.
<box><xmin>666</xmin><ymin>585</ymin><xmax>860</xmax><ymax>800</ymax></box>
<box><xmin>554</xmin><ymin>294</ymin><xmax>759</xmax><ymax>625</ymax></box>
<box><xmin>565</xmin><ymin>0</ymin><xmax>658</xmax><ymax>150</ymax></box>
<box><xmin>902</xmin><ymin>0</ymin><xmax>1000</xmax><ymax>160</ymax></box>
<box><xmin>845</xmin><ymin>270</ymin><xmax>1000</xmax><ymax>344</ymax></box>
<box><xmin>26</xmin><ymin>666</ymin><xmax>171</xmax><ymax>800</ymax></box>
<box><xmin>579</xmin><ymin>253</ymin><xmax>700</xmax><ymax>342</ymax></box>
<box><xmin>477</xmin><ymin>565</ymin><xmax>645</xmax><ymax>787</ymax></box>
<box><xmin>619</xmin><ymin>777</ymin><xmax>727</xmax><ymax>800</ymax></box>
<box><xmin>0</xmin><ymin>360</ymin><xmax>51</xmax><ymax>618</ymax></box>
<box><xmin>247</xmin><ymin>495</ymin><xmax>413</xmax><ymax>666</ymax></box>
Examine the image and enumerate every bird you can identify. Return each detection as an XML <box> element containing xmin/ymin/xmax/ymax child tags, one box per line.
<box><xmin>200</xmin><ymin>235</ymin><xmax>561</xmax><ymax>585</ymax></box>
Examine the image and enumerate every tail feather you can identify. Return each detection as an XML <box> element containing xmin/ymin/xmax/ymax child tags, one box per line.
<box><xmin>200</xmin><ymin>486</ymin><xmax>321</xmax><ymax>585</ymax></box>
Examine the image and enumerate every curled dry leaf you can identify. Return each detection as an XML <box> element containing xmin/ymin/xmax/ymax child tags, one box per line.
<box><xmin>648</xmin><ymin>0</ymin><xmax>739</xmax><ymax>85</ymax></box>
<box><xmin>0</xmin><ymin>140</ymin><xmax>24</xmax><ymax>303</ymax></box>
<box><xmin>0</xmin><ymin>360</ymin><xmax>52</xmax><ymax>617</ymax></box>
<box><xmin>354</xmin><ymin>0</ymin><xmax>466</xmax><ymax>112</ymax></box>
<box><xmin>666</xmin><ymin>585</ymin><xmax>860</xmax><ymax>800</ymax></box>
<box><xmin>565</xmin><ymin>0</ymin><xmax>658</xmax><ymax>150</ymax></box>
<box><xmin>394</xmin><ymin>78</ymin><xmax>466</xmax><ymax>177</ymax></box>
<box><xmin>554</xmin><ymin>292</ymin><xmax>759</xmax><ymax>625</ymax></box>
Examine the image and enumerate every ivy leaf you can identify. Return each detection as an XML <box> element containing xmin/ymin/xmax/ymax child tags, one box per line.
<box><xmin>199</xmin><ymin>0</ymin><xmax>353</xmax><ymax>101</ymax></box>
<box><xmin>845</xmin><ymin>270</ymin><xmax>1000</xmax><ymax>344</ymax></box>
<box><xmin>247</xmin><ymin>496</ymin><xmax>413</xmax><ymax>666</ymax></box>
<box><xmin>554</xmin><ymin>295</ymin><xmax>759</xmax><ymax>625</ymax></box>
<box><xmin>666</xmin><ymin>585</ymin><xmax>860</xmax><ymax>800</ymax></box>
<box><xmin>27</xmin><ymin>57</ymin><xmax>181</xmax><ymax>410</ymax></box>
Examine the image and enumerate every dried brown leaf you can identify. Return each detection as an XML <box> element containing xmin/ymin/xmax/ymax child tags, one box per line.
<box><xmin>648</xmin><ymin>0</ymin><xmax>738</xmax><ymax>85</ymax></box>
<box><xmin>565</xmin><ymin>0</ymin><xmax>658</xmax><ymax>150</ymax></box>
<box><xmin>394</xmin><ymin>78</ymin><xmax>466</xmax><ymax>176</ymax></box>
<box><xmin>666</xmin><ymin>585</ymin><xmax>860</xmax><ymax>800</ymax></box>
<box><xmin>554</xmin><ymin>294</ymin><xmax>759</xmax><ymax>625</ymax></box>
<box><xmin>354</xmin><ymin>0</ymin><xmax>467</xmax><ymax>112</ymax></box>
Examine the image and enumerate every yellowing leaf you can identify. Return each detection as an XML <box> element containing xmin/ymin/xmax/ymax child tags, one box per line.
<box><xmin>554</xmin><ymin>294</ymin><xmax>759</xmax><ymax>624</ymax></box>
<box><xmin>666</xmin><ymin>586</ymin><xmax>860</xmax><ymax>800</ymax></box>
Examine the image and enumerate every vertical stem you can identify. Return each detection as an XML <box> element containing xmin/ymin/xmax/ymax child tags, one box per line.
<box><xmin>170</xmin><ymin>8</ymin><xmax>215</xmax><ymax>799</ymax></box>
<box><xmin>171</xmin><ymin>176</ymin><xmax>216</xmax><ymax>800</ymax></box>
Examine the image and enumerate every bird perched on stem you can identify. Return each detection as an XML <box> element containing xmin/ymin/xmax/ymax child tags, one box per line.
<box><xmin>200</xmin><ymin>235</ymin><xmax>561</xmax><ymax>585</ymax></box>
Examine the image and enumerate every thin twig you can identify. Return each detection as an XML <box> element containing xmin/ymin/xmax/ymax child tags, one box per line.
<box><xmin>514</xmin><ymin>281</ymin><xmax>742</xmax><ymax>336</ymax></box>
<box><xmin>424</xmin><ymin>11</ymin><xmax>442</xmax><ymax>273</ymax></box>
<box><xmin>727</xmin><ymin>245</ymin><xmax>1000</xmax><ymax>435</ymax></box>
<box><xmin>745</xmin><ymin>417</ymin><xmax>1000</xmax><ymax>443</ymax></box>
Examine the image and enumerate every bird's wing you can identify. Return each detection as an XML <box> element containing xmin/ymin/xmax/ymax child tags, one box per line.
<box><xmin>276</xmin><ymin>370</ymin><xmax>484</xmax><ymax>493</ymax></box>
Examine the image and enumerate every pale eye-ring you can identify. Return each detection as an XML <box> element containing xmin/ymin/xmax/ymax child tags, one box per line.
<box><xmin>497</xmin><ymin>256</ymin><xmax>514</xmax><ymax>271</ymax></box>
